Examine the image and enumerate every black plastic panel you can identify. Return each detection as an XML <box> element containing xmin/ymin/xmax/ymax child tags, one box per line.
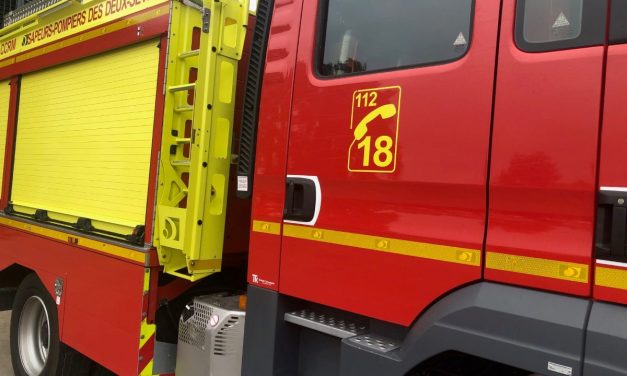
<box><xmin>236</xmin><ymin>0</ymin><xmax>275</xmax><ymax>199</ymax></box>
<box><xmin>342</xmin><ymin>283</ymin><xmax>591</xmax><ymax>376</ymax></box>
<box><xmin>244</xmin><ymin>283</ymin><xmax>592</xmax><ymax>376</ymax></box>
<box><xmin>610</xmin><ymin>0</ymin><xmax>627</xmax><ymax>44</ymax></box>
<box><xmin>283</xmin><ymin>177</ymin><xmax>317</xmax><ymax>223</ymax></box>
<box><xmin>584</xmin><ymin>302</ymin><xmax>627</xmax><ymax>376</ymax></box>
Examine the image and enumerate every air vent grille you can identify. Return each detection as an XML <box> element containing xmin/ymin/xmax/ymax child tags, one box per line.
<box><xmin>213</xmin><ymin>316</ymin><xmax>243</xmax><ymax>356</ymax></box>
<box><xmin>178</xmin><ymin>300</ymin><xmax>213</xmax><ymax>349</ymax></box>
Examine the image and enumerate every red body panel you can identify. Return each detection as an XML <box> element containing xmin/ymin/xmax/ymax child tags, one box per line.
<box><xmin>486</xmin><ymin>0</ymin><xmax>604</xmax><ymax>296</ymax></box>
<box><xmin>599</xmin><ymin>45</ymin><xmax>627</xmax><ymax>190</ymax></box>
<box><xmin>0</xmin><ymin>5</ymin><xmax>170</xmax><ymax>374</ymax></box>
<box><xmin>275</xmin><ymin>0</ymin><xmax>500</xmax><ymax>326</ymax></box>
<box><xmin>0</xmin><ymin>225</ymin><xmax>146</xmax><ymax>376</ymax></box>
<box><xmin>594</xmin><ymin>285</ymin><xmax>627</xmax><ymax>304</ymax></box>
<box><xmin>248</xmin><ymin>0</ymin><xmax>305</xmax><ymax>290</ymax></box>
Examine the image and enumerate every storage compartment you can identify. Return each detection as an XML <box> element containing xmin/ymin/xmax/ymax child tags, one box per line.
<box><xmin>9</xmin><ymin>40</ymin><xmax>160</xmax><ymax>239</ymax></box>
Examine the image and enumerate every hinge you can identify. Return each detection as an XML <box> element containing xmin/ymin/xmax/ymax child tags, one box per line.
<box><xmin>202</xmin><ymin>7</ymin><xmax>210</xmax><ymax>33</ymax></box>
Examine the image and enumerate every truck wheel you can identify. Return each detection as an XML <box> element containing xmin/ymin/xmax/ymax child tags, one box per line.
<box><xmin>10</xmin><ymin>274</ymin><xmax>66</xmax><ymax>376</ymax></box>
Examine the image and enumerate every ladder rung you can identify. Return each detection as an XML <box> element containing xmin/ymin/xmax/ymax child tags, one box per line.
<box><xmin>175</xmin><ymin>106</ymin><xmax>194</xmax><ymax>113</ymax></box>
<box><xmin>171</xmin><ymin>160</ymin><xmax>191</xmax><ymax>167</ymax></box>
<box><xmin>179</xmin><ymin>50</ymin><xmax>200</xmax><ymax>59</ymax></box>
<box><xmin>169</xmin><ymin>83</ymin><xmax>196</xmax><ymax>92</ymax></box>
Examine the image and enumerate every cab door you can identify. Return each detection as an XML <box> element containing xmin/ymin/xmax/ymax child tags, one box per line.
<box><xmin>279</xmin><ymin>0</ymin><xmax>500</xmax><ymax>326</ymax></box>
<box><xmin>487</xmin><ymin>0</ymin><xmax>607</xmax><ymax>296</ymax></box>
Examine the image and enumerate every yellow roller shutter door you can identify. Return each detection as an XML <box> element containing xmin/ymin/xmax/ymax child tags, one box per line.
<box><xmin>11</xmin><ymin>40</ymin><xmax>160</xmax><ymax>234</ymax></box>
<box><xmin>0</xmin><ymin>81</ymin><xmax>10</xmax><ymax>201</ymax></box>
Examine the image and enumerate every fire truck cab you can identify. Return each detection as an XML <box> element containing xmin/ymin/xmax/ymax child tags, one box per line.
<box><xmin>1</xmin><ymin>0</ymin><xmax>627</xmax><ymax>375</ymax></box>
<box><xmin>242</xmin><ymin>1</ymin><xmax>627</xmax><ymax>375</ymax></box>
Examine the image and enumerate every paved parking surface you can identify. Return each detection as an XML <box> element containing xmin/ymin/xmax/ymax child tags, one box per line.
<box><xmin>0</xmin><ymin>310</ymin><xmax>13</xmax><ymax>376</ymax></box>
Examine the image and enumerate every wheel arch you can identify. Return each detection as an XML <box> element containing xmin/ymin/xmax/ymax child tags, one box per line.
<box><xmin>0</xmin><ymin>264</ymin><xmax>34</xmax><ymax>311</ymax></box>
<box><xmin>399</xmin><ymin>282</ymin><xmax>590</xmax><ymax>375</ymax></box>
<box><xmin>1</xmin><ymin>265</ymin><xmax>63</xmax><ymax>339</ymax></box>
<box><xmin>342</xmin><ymin>282</ymin><xmax>591</xmax><ymax>376</ymax></box>
<box><xmin>9</xmin><ymin>270</ymin><xmax>114</xmax><ymax>375</ymax></box>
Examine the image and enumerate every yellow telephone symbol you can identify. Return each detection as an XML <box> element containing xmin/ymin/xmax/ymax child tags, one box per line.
<box><xmin>353</xmin><ymin>104</ymin><xmax>397</xmax><ymax>140</ymax></box>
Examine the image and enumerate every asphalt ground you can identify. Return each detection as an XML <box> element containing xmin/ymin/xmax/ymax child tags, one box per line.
<box><xmin>0</xmin><ymin>310</ymin><xmax>12</xmax><ymax>376</ymax></box>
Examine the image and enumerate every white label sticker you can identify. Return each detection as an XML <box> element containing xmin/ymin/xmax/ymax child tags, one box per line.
<box><xmin>453</xmin><ymin>32</ymin><xmax>468</xmax><ymax>46</ymax></box>
<box><xmin>237</xmin><ymin>176</ymin><xmax>249</xmax><ymax>192</ymax></box>
<box><xmin>56</xmin><ymin>296</ymin><xmax>61</xmax><ymax>305</ymax></box>
<box><xmin>553</xmin><ymin>12</ymin><xmax>571</xmax><ymax>28</ymax></box>
<box><xmin>548</xmin><ymin>362</ymin><xmax>573</xmax><ymax>376</ymax></box>
<box><xmin>251</xmin><ymin>273</ymin><xmax>276</xmax><ymax>287</ymax></box>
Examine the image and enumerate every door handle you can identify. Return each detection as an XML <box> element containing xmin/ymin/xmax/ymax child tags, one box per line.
<box><xmin>596</xmin><ymin>189</ymin><xmax>627</xmax><ymax>260</ymax></box>
<box><xmin>284</xmin><ymin>177</ymin><xmax>318</xmax><ymax>223</ymax></box>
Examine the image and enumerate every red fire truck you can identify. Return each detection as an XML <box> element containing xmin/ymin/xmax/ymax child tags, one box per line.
<box><xmin>1</xmin><ymin>0</ymin><xmax>627</xmax><ymax>375</ymax></box>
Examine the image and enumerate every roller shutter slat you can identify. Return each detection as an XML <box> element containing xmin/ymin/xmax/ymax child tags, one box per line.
<box><xmin>11</xmin><ymin>40</ymin><xmax>160</xmax><ymax>231</ymax></box>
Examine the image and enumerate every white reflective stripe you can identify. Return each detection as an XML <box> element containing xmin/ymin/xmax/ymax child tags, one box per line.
<box><xmin>600</xmin><ymin>187</ymin><xmax>627</xmax><ymax>192</ymax></box>
<box><xmin>596</xmin><ymin>259</ymin><xmax>627</xmax><ymax>269</ymax></box>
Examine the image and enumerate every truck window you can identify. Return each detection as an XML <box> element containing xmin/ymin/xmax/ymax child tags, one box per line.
<box><xmin>515</xmin><ymin>0</ymin><xmax>607</xmax><ymax>52</ymax></box>
<box><xmin>317</xmin><ymin>0</ymin><xmax>473</xmax><ymax>77</ymax></box>
<box><xmin>610</xmin><ymin>0</ymin><xmax>627</xmax><ymax>44</ymax></box>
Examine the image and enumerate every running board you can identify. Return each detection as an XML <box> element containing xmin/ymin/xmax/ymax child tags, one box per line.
<box><xmin>284</xmin><ymin>309</ymin><xmax>367</xmax><ymax>339</ymax></box>
<box><xmin>347</xmin><ymin>334</ymin><xmax>401</xmax><ymax>354</ymax></box>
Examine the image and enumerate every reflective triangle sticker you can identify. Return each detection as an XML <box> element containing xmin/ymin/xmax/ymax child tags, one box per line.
<box><xmin>553</xmin><ymin>12</ymin><xmax>571</xmax><ymax>28</ymax></box>
<box><xmin>453</xmin><ymin>32</ymin><xmax>468</xmax><ymax>46</ymax></box>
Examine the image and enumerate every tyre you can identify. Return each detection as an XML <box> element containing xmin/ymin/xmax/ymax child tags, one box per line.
<box><xmin>10</xmin><ymin>274</ymin><xmax>66</xmax><ymax>376</ymax></box>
